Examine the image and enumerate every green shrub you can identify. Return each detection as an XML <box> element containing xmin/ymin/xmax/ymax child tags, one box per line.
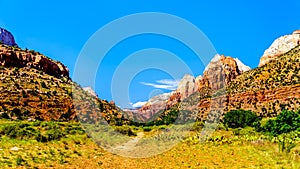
<box><xmin>261</xmin><ymin>110</ymin><xmax>300</xmax><ymax>136</ymax></box>
<box><xmin>0</xmin><ymin>121</ymin><xmax>85</xmax><ymax>142</ymax></box>
<box><xmin>191</xmin><ymin>121</ymin><xmax>204</xmax><ymax>132</ymax></box>
<box><xmin>0</xmin><ymin>112</ymin><xmax>10</xmax><ymax>119</ymax></box>
<box><xmin>278</xmin><ymin>133</ymin><xmax>297</xmax><ymax>153</ymax></box>
<box><xmin>16</xmin><ymin>155</ymin><xmax>25</xmax><ymax>166</ymax></box>
<box><xmin>232</xmin><ymin>127</ymin><xmax>257</xmax><ymax>136</ymax></box>
<box><xmin>38</xmin><ymin>128</ymin><xmax>65</xmax><ymax>142</ymax></box>
<box><xmin>143</xmin><ymin>126</ymin><xmax>152</xmax><ymax>132</ymax></box>
<box><xmin>40</xmin><ymin>81</ymin><xmax>47</xmax><ymax>88</ymax></box>
<box><xmin>114</xmin><ymin>126</ymin><xmax>136</xmax><ymax>136</ymax></box>
<box><xmin>223</xmin><ymin>109</ymin><xmax>261</xmax><ymax>128</ymax></box>
<box><xmin>0</xmin><ymin>123</ymin><xmax>40</xmax><ymax>140</ymax></box>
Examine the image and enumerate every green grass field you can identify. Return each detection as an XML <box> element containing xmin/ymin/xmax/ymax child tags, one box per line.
<box><xmin>0</xmin><ymin>119</ymin><xmax>299</xmax><ymax>168</ymax></box>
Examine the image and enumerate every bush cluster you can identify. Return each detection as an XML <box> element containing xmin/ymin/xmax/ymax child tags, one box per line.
<box><xmin>114</xmin><ymin>125</ymin><xmax>136</xmax><ymax>136</ymax></box>
<box><xmin>223</xmin><ymin>109</ymin><xmax>261</xmax><ymax>128</ymax></box>
<box><xmin>260</xmin><ymin>110</ymin><xmax>300</xmax><ymax>136</ymax></box>
<box><xmin>0</xmin><ymin>121</ymin><xmax>85</xmax><ymax>142</ymax></box>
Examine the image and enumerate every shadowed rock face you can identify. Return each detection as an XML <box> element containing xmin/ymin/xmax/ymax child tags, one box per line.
<box><xmin>0</xmin><ymin>28</ymin><xmax>17</xmax><ymax>46</ymax></box>
<box><xmin>259</xmin><ymin>30</ymin><xmax>300</xmax><ymax>67</ymax></box>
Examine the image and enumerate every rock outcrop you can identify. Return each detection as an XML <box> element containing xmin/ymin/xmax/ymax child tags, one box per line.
<box><xmin>0</xmin><ymin>45</ymin><xmax>69</xmax><ymax>78</ymax></box>
<box><xmin>83</xmin><ymin>87</ymin><xmax>98</xmax><ymax>97</ymax></box>
<box><xmin>176</xmin><ymin>74</ymin><xmax>197</xmax><ymax>99</ymax></box>
<box><xmin>0</xmin><ymin>28</ymin><xmax>17</xmax><ymax>46</ymax></box>
<box><xmin>259</xmin><ymin>30</ymin><xmax>300</xmax><ymax>67</ymax></box>
<box><xmin>193</xmin><ymin>43</ymin><xmax>300</xmax><ymax>123</ymax></box>
<box><xmin>129</xmin><ymin>54</ymin><xmax>250</xmax><ymax>122</ymax></box>
<box><xmin>200</xmin><ymin>54</ymin><xmax>250</xmax><ymax>90</ymax></box>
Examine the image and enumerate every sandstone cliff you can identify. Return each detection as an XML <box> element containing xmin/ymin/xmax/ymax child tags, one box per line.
<box><xmin>128</xmin><ymin>30</ymin><xmax>300</xmax><ymax>124</ymax></box>
<box><xmin>0</xmin><ymin>29</ymin><xmax>123</xmax><ymax>122</ymax></box>
<box><xmin>128</xmin><ymin>54</ymin><xmax>250</xmax><ymax>122</ymax></box>
<box><xmin>0</xmin><ymin>28</ymin><xmax>68</xmax><ymax>78</ymax></box>
<box><xmin>0</xmin><ymin>45</ymin><xmax>69</xmax><ymax>78</ymax></box>
<box><xmin>194</xmin><ymin>44</ymin><xmax>300</xmax><ymax>123</ymax></box>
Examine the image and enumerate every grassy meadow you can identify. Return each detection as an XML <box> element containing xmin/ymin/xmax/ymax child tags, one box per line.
<box><xmin>0</xmin><ymin>115</ymin><xmax>299</xmax><ymax>169</ymax></box>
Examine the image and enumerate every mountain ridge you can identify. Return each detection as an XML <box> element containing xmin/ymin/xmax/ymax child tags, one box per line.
<box><xmin>125</xmin><ymin>54</ymin><xmax>251</xmax><ymax>122</ymax></box>
<box><xmin>0</xmin><ymin>28</ymin><xmax>123</xmax><ymax>123</ymax></box>
<box><xmin>123</xmin><ymin>30</ymin><xmax>300</xmax><ymax>125</ymax></box>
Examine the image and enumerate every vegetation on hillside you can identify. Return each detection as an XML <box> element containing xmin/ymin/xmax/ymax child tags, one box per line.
<box><xmin>227</xmin><ymin>45</ymin><xmax>300</xmax><ymax>93</ymax></box>
<box><xmin>0</xmin><ymin>44</ymin><xmax>124</xmax><ymax>122</ymax></box>
<box><xmin>223</xmin><ymin>109</ymin><xmax>261</xmax><ymax>128</ymax></box>
<box><xmin>0</xmin><ymin>34</ymin><xmax>300</xmax><ymax>168</ymax></box>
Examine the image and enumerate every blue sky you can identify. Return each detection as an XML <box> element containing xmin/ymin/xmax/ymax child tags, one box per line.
<box><xmin>1</xmin><ymin>1</ymin><xmax>300</xmax><ymax>108</ymax></box>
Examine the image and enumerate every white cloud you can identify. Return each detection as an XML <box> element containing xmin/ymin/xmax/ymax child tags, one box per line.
<box><xmin>130</xmin><ymin>101</ymin><xmax>147</xmax><ymax>108</ymax></box>
<box><xmin>140</xmin><ymin>79</ymin><xmax>179</xmax><ymax>90</ymax></box>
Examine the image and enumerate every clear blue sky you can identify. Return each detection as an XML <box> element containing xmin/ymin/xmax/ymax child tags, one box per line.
<box><xmin>1</xmin><ymin>1</ymin><xmax>300</xmax><ymax>108</ymax></box>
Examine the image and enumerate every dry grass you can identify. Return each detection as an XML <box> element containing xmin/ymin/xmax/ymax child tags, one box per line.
<box><xmin>0</xmin><ymin>121</ymin><xmax>299</xmax><ymax>168</ymax></box>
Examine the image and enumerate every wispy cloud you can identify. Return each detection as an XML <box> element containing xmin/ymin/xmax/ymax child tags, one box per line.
<box><xmin>140</xmin><ymin>79</ymin><xmax>179</xmax><ymax>90</ymax></box>
<box><xmin>130</xmin><ymin>101</ymin><xmax>147</xmax><ymax>108</ymax></box>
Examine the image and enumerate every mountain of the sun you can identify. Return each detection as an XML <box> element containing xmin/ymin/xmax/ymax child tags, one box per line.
<box><xmin>124</xmin><ymin>30</ymin><xmax>300</xmax><ymax>124</ymax></box>
<box><xmin>0</xmin><ymin>28</ymin><xmax>123</xmax><ymax>122</ymax></box>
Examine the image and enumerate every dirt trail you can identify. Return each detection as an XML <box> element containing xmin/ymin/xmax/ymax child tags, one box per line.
<box><xmin>110</xmin><ymin>132</ymin><xmax>145</xmax><ymax>155</ymax></box>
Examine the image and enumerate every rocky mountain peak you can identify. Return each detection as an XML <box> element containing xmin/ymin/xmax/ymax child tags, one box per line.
<box><xmin>132</xmin><ymin>54</ymin><xmax>250</xmax><ymax>121</ymax></box>
<box><xmin>0</xmin><ymin>28</ymin><xmax>17</xmax><ymax>46</ymax></box>
<box><xmin>259</xmin><ymin>30</ymin><xmax>300</xmax><ymax>67</ymax></box>
<box><xmin>234</xmin><ymin>58</ymin><xmax>251</xmax><ymax>73</ymax></box>
<box><xmin>201</xmin><ymin>54</ymin><xmax>249</xmax><ymax>90</ymax></box>
<box><xmin>176</xmin><ymin>74</ymin><xmax>196</xmax><ymax>100</ymax></box>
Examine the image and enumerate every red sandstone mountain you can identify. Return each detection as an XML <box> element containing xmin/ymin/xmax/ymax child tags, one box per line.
<box><xmin>125</xmin><ymin>54</ymin><xmax>250</xmax><ymax>122</ymax></box>
<box><xmin>0</xmin><ymin>28</ymin><xmax>122</xmax><ymax>122</ymax></box>
<box><xmin>125</xmin><ymin>30</ymin><xmax>300</xmax><ymax>124</ymax></box>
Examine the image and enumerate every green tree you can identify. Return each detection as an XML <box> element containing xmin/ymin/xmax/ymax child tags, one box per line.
<box><xmin>223</xmin><ymin>109</ymin><xmax>261</xmax><ymax>128</ymax></box>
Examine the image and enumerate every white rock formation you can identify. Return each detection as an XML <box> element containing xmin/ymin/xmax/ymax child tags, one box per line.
<box><xmin>234</xmin><ymin>58</ymin><xmax>251</xmax><ymax>73</ymax></box>
<box><xmin>259</xmin><ymin>30</ymin><xmax>300</xmax><ymax>67</ymax></box>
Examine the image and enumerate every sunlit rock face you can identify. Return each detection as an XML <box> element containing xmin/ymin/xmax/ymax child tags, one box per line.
<box><xmin>259</xmin><ymin>30</ymin><xmax>300</xmax><ymax>67</ymax></box>
<box><xmin>133</xmin><ymin>54</ymin><xmax>250</xmax><ymax>121</ymax></box>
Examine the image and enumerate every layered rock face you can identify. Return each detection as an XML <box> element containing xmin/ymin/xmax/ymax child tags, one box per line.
<box><xmin>199</xmin><ymin>54</ymin><xmax>250</xmax><ymax>91</ymax></box>
<box><xmin>0</xmin><ymin>45</ymin><xmax>69</xmax><ymax>78</ymax></box>
<box><xmin>0</xmin><ymin>28</ymin><xmax>68</xmax><ymax>78</ymax></box>
<box><xmin>259</xmin><ymin>30</ymin><xmax>300</xmax><ymax>67</ymax></box>
<box><xmin>129</xmin><ymin>54</ymin><xmax>250</xmax><ymax>122</ymax></box>
<box><xmin>196</xmin><ymin>43</ymin><xmax>300</xmax><ymax>122</ymax></box>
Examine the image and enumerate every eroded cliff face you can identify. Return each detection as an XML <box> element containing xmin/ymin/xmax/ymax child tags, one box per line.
<box><xmin>0</xmin><ymin>45</ymin><xmax>69</xmax><ymax>78</ymax></box>
<box><xmin>199</xmin><ymin>54</ymin><xmax>249</xmax><ymax>91</ymax></box>
<box><xmin>126</xmin><ymin>31</ymin><xmax>300</xmax><ymax>124</ymax></box>
<box><xmin>259</xmin><ymin>30</ymin><xmax>300</xmax><ymax>67</ymax></box>
<box><xmin>0</xmin><ymin>28</ymin><xmax>17</xmax><ymax>46</ymax></box>
<box><xmin>129</xmin><ymin>54</ymin><xmax>250</xmax><ymax>122</ymax></box>
<box><xmin>196</xmin><ymin>45</ymin><xmax>300</xmax><ymax>122</ymax></box>
<box><xmin>0</xmin><ymin>28</ymin><xmax>68</xmax><ymax>78</ymax></box>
